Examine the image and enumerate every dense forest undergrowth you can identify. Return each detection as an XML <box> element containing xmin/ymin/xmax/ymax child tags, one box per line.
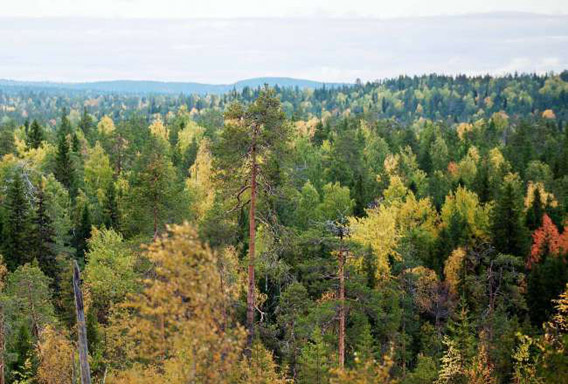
<box><xmin>0</xmin><ymin>72</ymin><xmax>568</xmax><ymax>383</ymax></box>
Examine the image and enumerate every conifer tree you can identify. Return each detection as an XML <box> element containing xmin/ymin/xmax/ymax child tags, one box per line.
<box><xmin>215</xmin><ymin>86</ymin><xmax>289</xmax><ymax>352</ymax></box>
<box><xmin>298</xmin><ymin>327</ymin><xmax>333</xmax><ymax>384</ymax></box>
<box><xmin>31</xmin><ymin>180</ymin><xmax>58</xmax><ymax>281</ymax></box>
<box><xmin>26</xmin><ymin>119</ymin><xmax>44</xmax><ymax>149</ymax></box>
<box><xmin>54</xmin><ymin>126</ymin><xmax>75</xmax><ymax>197</ymax></box>
<box><xmin>492</xmin><ymin>174</ymin><xmax>529</xmax><ymax>256</ymax></box>
<box><xmin>1</xmin><ymin>171</ymin><xmax>33</xmax><ymax>271</ymax></box>
<box><xmin>73</xmin><ymin>204</ymin><xmax>92</xmax><ymax>265</ymax></box>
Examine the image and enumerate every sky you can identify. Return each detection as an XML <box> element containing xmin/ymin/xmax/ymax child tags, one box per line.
<box><xmin>3</xmin><ymin>0</ymin><xmax>567</xmax><ymax>19</ymax></box>
<box><xmin>0</xmin><ymin>1</ymin><xmax>567</xmax><ymax>83</ymax></box>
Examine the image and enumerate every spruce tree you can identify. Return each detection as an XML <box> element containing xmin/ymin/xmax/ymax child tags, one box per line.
<box><xmin>78</xmin><ymin>107</ymin><xmax>94</xmax><ymax>143</ymax></box>
<box><xmin>298</xmin><ymin>327</ymin><xmax>332</xmax><ymax>384</ymax></box>
<box><xmin>103</xmin><ymin>181</ymin><xmax>119</xmax><ymax>230</ymax></box>
<box><xmin>26</xmin><ymin>119</ymin><xmax>44</xmax><ymax>149</ymax></box>
<box><xmin>492</xmin><ymin>174</ymin><xmax>528</xmax><ymax>256</ymax></box>
<box><xmin>31</xmin><ymin>182</ymin><xmax>58</xmax><ymax>281</ymax></box>
<box><xmin>1</xmin><ymin>171</ymin><xmax>33</xmax><ymax>271</ymax></box>
<box><xmin>526</xmin><ymin>187</ymin><xmax>544</xmax><ymax>231</ymax></box>
<box><xmin>54</xmin><ymin>127</ymin><xmax>75</xmax><ymax>195</ymax></box>
<box><xmin>74</xmin><ymin>204</ymin><xmax>92</xmax><ymax>265</ymax></box>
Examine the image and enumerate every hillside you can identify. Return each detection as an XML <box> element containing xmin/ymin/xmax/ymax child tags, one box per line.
<box><xmin>0</xmin><ymin>77</ymin><xmax>345</xmax><ymax>95</ymax></box>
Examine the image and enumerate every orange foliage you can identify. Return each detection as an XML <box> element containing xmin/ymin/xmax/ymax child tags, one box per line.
<box><xmin>527</xmin><ymin>215</ymin><xmax>568</xmax><ymax>269</ymax></box>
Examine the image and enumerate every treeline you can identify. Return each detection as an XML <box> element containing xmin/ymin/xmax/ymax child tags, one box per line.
<box><xmin>0</xmin><ymin>74</ymin><xmax>567</xmax><ymax>383</ymax></box>
<box><xmin>1</xmin><ymin>72</ymin><xmax>568</xmax><ymax>125</ymax></box>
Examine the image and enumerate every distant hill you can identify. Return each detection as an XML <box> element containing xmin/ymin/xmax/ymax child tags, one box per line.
<box><xmin>0</xmin><ymin>77</ymin><xmax>347</xmax><ymax>95</ymax></box>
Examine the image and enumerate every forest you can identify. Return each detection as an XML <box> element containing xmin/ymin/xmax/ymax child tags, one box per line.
<box><xmin>0</xmin><ymin>72</ymin><xmax>568</xmax><ymax>383</ymax></box>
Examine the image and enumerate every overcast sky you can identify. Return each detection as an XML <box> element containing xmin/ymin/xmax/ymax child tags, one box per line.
<box><xmin>1</xmin><ymin>1</ymin><xmax>567</xmax><ymax>83</ymax></box>
<box><xmin>4</xmin><ymin>0</ymin><xmax>567</xmax><ymax>18</ymax></box>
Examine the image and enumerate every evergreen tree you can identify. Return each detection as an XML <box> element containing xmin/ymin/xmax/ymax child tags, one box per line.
<box><xmin>31</xmin><ymin>181</ymin><xmax>58</xmax><ymax>281</ymax></box>
<box><xmin>526</xmin><ymin>187</ymin><xmax>544</xmax><ymax>231</ymax></box>
<box><xmin>78</xmin><ymin>107</ymin><xmax>94</xmax><ymax>143</ymax></box>
<box><xmin>492</xmin><ymin>174</ymin><xmax>529</xmax><ymax>256</ymax></box>
<box><xmin>54</xmin><ymin>127</ymin><xmax>75</xmax><ymax>197</ymax></box>
<box><xmin>26</xmin><ymin>119</ymin><xmax>44</xmax><ymax>149</ymax></box>
<box><xmin>214</xmin><ymin>86</ymin><xmax>289</xmax><ymax>351</ymax></box>
<box><xmin>73</xmin><ymin>204</ymin><xmax>92</xmax><ymax>265</ymax></box>
<box><xmin>103</xmin><ymin>181</ymin><xmax>119</xmax><ymax>230</ymax></box>
<box><xmin>1</xmin><ymin>171</ymin><xmax>33</xmax><ymax>271</ymax></box>
<box><xmin>298</xmin><ymin>327</ymin><xmax>333</xmax><ymax>384</ymax></box>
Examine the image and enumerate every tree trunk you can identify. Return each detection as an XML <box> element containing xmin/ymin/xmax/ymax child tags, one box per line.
<box><xmin>338</xmin><ymin>244</ymin><xmax>345</xmax><ymax>369</ymax></box>
<box><xmin>246</xmin><ymin>136</ymin><xmax>257</xmax><ymax>356</ymax></box>
<box><xmin>73</xmin><ymin>261</ymin><xmax>91</xmax><ymax>384</ymax></box>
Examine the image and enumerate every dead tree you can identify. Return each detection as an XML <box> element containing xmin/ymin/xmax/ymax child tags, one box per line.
<box><xmin>73</xmin><ymin>260</ymin><xmax>91</xmax><ymax>384</ymax></box>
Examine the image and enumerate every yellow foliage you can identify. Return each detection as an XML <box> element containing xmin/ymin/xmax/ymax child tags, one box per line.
<box><xmin>350</xmin><ymin>204</ymin><xmax>398</xmax><ymax>277</ymax></box>
<box><xmin>444</xmin><ymin>248</ymin><xmax>466</xmax><ymax>296</ymax></box>
<box><xmin>525</xmin><ymin>181</ymin><xmax>558</xmax><ymax>209</ymax></box>
<box><xmin>330</xmin><ymin>349</ymin><xmax>396</xmax><ymax>384</ymax></box>
<box><xmin>36</xmin><ymin>325</ymin><xmax>74</xmax><ymax>384</ymax></box>
<box><xmin>106</xmin><ymin>223</ymin><xmax>245</xmax><ymax>384</ymax></box>
<box><xmin>97</xmin><ymin>115</ymin><xmax>116</xmax><ymax>135</ymax></box>
<box><xmin>149</xmin><ymin>117</ymin><xmax>169</xmax><ymax>141</ymax></box>
<box><xmin>457</xmin><ymin>123</ymin><xmax>473</xmax><ymax>141</ymax></box>
<box><xmin>177</xmin><ymin>120</ymin><xmax>205</xmax><ymax>152</ymax></box>
<box><xmin>236</xmin><ymin>342</ymin><xmax>289</xmax><ymax>384</ymax></box>
<box><xmin>186</xmin><ymin>138</ymin><xmax>215</xmax><ymax>218</ymax></box>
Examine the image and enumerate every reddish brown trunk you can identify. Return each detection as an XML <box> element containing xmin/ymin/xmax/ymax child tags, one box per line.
<box><xmin>246</xmin><ymin>137</ymin><xmax>257</xmax><ymax>355</ymax></box>
<box><xmin>338</xmin><ymin>246</ymin><xmax>345</xmax><ymax>369</ymax></box>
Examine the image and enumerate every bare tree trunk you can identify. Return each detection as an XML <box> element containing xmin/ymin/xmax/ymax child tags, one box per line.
<box><xmin>73</xmin><ymin>261</ymin><xmax>91</xmax><ymax>384</ymax></box>
<box><xmin>246</xmin><ymin>136</ymin><xmax>257</xmax><ymax>356</ymax></box>
<box><xmin>338</xmin><ymin>244</ymin><xmax>345</xmax><ymax>369</ymax></box>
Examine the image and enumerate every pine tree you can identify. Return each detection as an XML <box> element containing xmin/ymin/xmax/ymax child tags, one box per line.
<box><xmin>215</xmin><ymin>87</ymin><xmax>289</xmax><ymax>351</ymax></box>
<box><xmin>1</xmin><ymin>171</ymin><xmax>33</xmax><ymax>271</ymax></box>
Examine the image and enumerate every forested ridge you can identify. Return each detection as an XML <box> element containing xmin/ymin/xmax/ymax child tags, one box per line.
<box><xmin>0</xmin><ymin>72</ymin><xmax>567</xmax><ymax>383</ymax></box>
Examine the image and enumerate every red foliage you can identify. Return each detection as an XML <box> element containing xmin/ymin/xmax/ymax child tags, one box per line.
<box><xmin>527</xmin><ymin>214</ymin><xmax>568</xmax><ymax>269</ymax></box>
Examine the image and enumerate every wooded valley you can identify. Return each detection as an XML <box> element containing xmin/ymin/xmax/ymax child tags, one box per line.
<box><xmin>0</xmin><ymin>73</ymin><xmax>567</xmax><ymax>383</ymax></box>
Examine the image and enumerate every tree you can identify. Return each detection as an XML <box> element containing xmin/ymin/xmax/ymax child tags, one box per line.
<box><xmin>526</xmin><ymin>215</ymin><xmax>568</xmax><ymax>325</ymax></box>
<box><xmin>106</xmin><ymin>223</ymin><xmax>245</xmax><ymax>383</ymax></box>
<box><xmin>31</xmin><ymin>180</ymin><xmax>58</xmax><ymax>281</ymax></box>
<box><xmin>298</xmin><ymin>327</ymin><xmax>333</xmax><ymax>384</ymax></box>
<box><xmin>83</xmin><ymin>227</ymin><xmax>137</xmax><ymax>322</ymax></box>
<box><xmin>126</xmin><ymin>134</ymin><xmax>181</xmax><ymax>238</ymax></box>
<box><xmin>54</xmin><ymin>124</ymin><xmax>75</xmax><ymax>196</ymax></box>
<box><xmin>237</xmin><ymin>341</ymin><xmax>287</xmax><ymax>384</ymax></box>
<box><xmin>436</xmin><ymin>337</ymin><xmax>465</xmax><ymax>384</ymax></box>
<box><xmin>491</xmin><ymin>173</ymin><xmax>529</xmax><ymax>256</ymax></box>
<box><xmin>36</xmin><ymin>325</ymin><xmax>73</xmax><ymax>384</ymax></box>
<box><xmin>73</xmin><ymin>260</ymin><xmax>91</xmax><ymax>384</ymax></box>
<box><xmin>26</xmin><ymin>120</ymin><xmax>44</xmax><ymax>150</ymax></box>
<box><xmin>1</xmin><ymin>170</ymin><xmax>33</xmax><ymax>271</ymax></box>
<box><xmin>214</xmin><ymin>86</ymin><xmax>289</xmax><ymax>352</ymax></box>
<box><xmin>73</xmin><ymin>204</ymin><xmax>92</xmax><ymax>265</ymax></box>
<box><xmin>78</xmin><ymin>107</ymin><xmax>94</xmax><ymax>143</ymax></box>
<box><xmin>5</xmin><ymin>262</ymin><xmax>54</xmax><ymax>340</ymax></box>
